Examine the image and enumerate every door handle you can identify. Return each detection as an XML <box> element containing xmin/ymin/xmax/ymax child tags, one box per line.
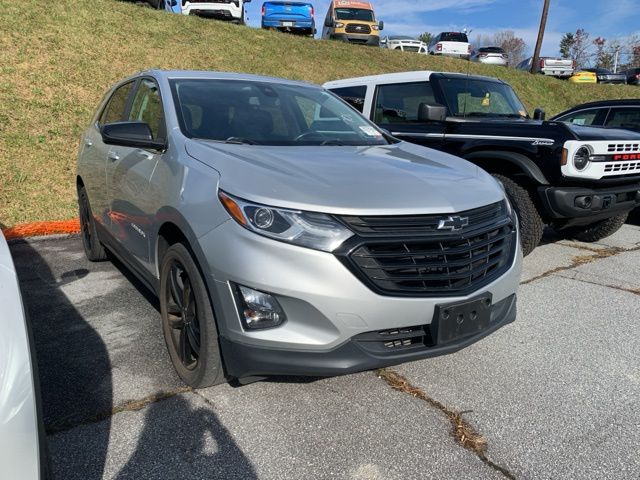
<box><xmin>108</xmin><ymin>151</ymin><xmax>120</xmax><ymax>162</ymax></box>
<box><xmin>84</xmin><ymin>138</ymin><xmax>93</xmax><ymax>147</ymax></box>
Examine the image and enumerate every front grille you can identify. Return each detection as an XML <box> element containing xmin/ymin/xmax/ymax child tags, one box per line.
<box><xmin>337</xmin><ymin>205</ymin><xmax>515</xmax><ymax>297</ymax></box>
<box><xmin>403</xmin><ymin>46</ymin><xmax>421</xmax><ymax>52</ymax></box>
<box><xmin>604</xmin><ymin>162</ymin><xmax>640</xmax><ymax>173</ymax></box>
<box><xmin>345</xmin><ymin>23</ymin><xmax>372</xmax><ymax>34</ymax></box>
<box><xmin>340</xmin><ymin>201</ymin><xmax>506</xmax><ymax>237</ymax></box>
<box><xmin>607</xmin><ymin>143</ymin><xmax>640</xmax><ymax>153</ymax></box>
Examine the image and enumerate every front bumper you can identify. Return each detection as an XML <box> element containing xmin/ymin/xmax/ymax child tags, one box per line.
<box><xmin>199</xmin><ymin>219</ymin><xmax>522</xmax><ymax>378</ymax></box>
<box><xmin>221</xmin><ymin>294</ymin><xmax>517</xmax><ymax>378</ymax></box>
<box><xmin>330</xmin><ymin>33</ymin><xmax>380</xmax><ymax>46</ymax></box>
<box><xmin>539</xmin><ymin>183</ymin><xmax>640</xmax><ymax>220</ymax></box>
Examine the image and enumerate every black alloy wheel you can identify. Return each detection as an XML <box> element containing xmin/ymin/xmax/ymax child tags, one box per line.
<box><xmin>164</xmin><ymin>259</ymin><xmax>201</xmax><ymax>370</ymax></box>
<box><xmin>159</xmin><ymin>243</ymin><xmax>226</xmax><ymax>387</ymax></box>
<box><xmin>78</xmin><ymin>185</ymin><xmax>107</xmax><ymax>261</ymax></box>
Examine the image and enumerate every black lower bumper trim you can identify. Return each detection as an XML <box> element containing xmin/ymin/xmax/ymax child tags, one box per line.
<box><xmin>539</xmin><ymin>183</ymin><xmax>640</xmax><ymax>219</ymax></box>
<box><xmin>220</xmin><ymin>294</ymin><xmax>517</xmax><ymax>379</ymax></box>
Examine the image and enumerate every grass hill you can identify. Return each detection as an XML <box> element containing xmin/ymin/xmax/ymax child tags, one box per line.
<box><xmin>1</xmin><ymin>0</ymin><xmax>639</xmax><ymax>226</ymax></box>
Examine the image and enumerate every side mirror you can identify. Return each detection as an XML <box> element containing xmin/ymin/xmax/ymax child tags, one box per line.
<box><xmin>324</xmin><ymin>18</ymin><xmax>333</xmax><ymax>28</ymax></box>
<box><xmin>169</xmin><ymin>0</ymin><xmax>177</xmax><ymax>6</ymax></box>
<box><xmin>417</xmin><ymin>103</ymin><xmax>447</xmax><ymax>122</ymax></box>
<box><xmin>101</xmin><ymin>122</ymin><xmax>165</xmax><ymax>150</ymax></box>
<box><xmin>533</xmin><ymin>108</ymin><xmax>546</xmax><ymax>121</ymax></box>
<box><xmin>378</xmin><ymin>20</ymin><xmax>384</xmax><ymax>31</ymax></box>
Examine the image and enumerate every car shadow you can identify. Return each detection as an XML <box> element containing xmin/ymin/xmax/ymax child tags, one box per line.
<box><xmin>10</xmin><ymin>238</ymin><xmax>112</xmax><ymax>480</ymax></box>
<box><xmin>114</xmin><ymin>394</ymin><xmax>258</xmax><ymax>479</ymax></box>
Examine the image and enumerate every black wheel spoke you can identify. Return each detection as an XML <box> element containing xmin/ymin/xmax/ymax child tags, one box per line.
<box><xmin>179</xmin><ymin>328</ymin><xmax>191</xmax><ymax>364</ymax></box>
<box><xmin>169</xmin><ymin>265</ymin><xmax>184</xmax><ymax>310</ymax></box>
<box><xmin>182</xmin><ymin>276</ymin><xmax>192</xmax><ymax>313</ymax></box>
<box><xmin>185</xmin><ymin>323</ymin><xmax>200</xmax><ymax>356</ymax></box>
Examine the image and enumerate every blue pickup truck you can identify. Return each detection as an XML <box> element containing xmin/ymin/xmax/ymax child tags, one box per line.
<box><xmin>261</xmin><ymin>1</ymin><xmax>315</xmax><ymax>36</ymax></box>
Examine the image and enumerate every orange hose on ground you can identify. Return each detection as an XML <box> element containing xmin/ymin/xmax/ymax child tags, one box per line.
<box><xmin>2</xmin><ymin>218</ymin><xmax>81</xmax><ymax>240</ymax></box>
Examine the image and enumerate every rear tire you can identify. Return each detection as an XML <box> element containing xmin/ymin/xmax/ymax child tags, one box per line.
<box><xmin>78</xmin><ymin>185</ymin><xmax>107</xmax><ymax>262</ymax></box>
<box><xmin>160</xmin><ymin>243</ymin><xmax>226</xmax><ymax>388</ymax></box>
<box><xmin>492</xmin><ymin>174</ymin><xmax>545</xmax><ymax>257</ymax></box>
<box><xmin>559</xmin><ymin>213</ymin><xmax>628</xmax><ymax>243</ymax></box>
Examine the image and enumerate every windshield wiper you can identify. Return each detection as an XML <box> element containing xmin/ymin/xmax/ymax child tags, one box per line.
<box><xmin>320</xmin><ymin>139</ymin><xmax>345</xmax><ymax>146</ymax></box>
<box><xmin>459</xmin><ymin>112</ymin><xmax>524</xmax><ymax>118</ymax></box>
<box><xmin>224</xmin><ymin>137</ymin><xmax>258</xmax><ymax>145</ymax></box>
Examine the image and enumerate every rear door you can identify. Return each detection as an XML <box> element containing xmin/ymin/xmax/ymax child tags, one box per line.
<box><xmin>370</xmin><ymin>81</ymin><xmax>445</xmax><ymax>149</ymax></box>
<box><xmin>604</xmin><ymin>107</ymin><xmax>640</xmax><ymax>133</ymax></box>
<box><xmin>106</xmin><ymin>77</ymin><xmax>164</xmax><ymax>266</ymax></box>
<box><xmin>86</xmin><ymin>81</ymin><xmax>136</xmax><ymax>229</ymax></box>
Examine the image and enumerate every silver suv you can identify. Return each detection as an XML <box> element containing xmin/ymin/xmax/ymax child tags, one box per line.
<box><xmin>76</xmin><ymin>70</ymin><xmax>522</xmax><ymax>387</ymax></box>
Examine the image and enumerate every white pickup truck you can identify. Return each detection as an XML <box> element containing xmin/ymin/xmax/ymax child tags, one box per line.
<box><xmin>148</xmin><ymin>0</ymin><xmax>250</xmax><ymax>23</ymax></box>
<box><xmin>516</xmin><ymin>56</ymin><xmax>575</xmax><ymax>78</ymax></box>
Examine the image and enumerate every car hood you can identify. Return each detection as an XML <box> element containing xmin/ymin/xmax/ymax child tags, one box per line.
<box><xmin>185</xmin><ymin>140</ymin><xmax>504</xmax><ymax>215</ymax></box>
<box><xmin>564</xmin><ymin>124</ymin><xmax>640</xmax><ymax>141</ymax></box>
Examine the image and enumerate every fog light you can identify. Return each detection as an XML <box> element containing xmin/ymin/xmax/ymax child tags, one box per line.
<box><xmin>236</xmin><ymin>285</ymin><xmax>286</xmax><ymax>330</ymax></box>
<box><xmin>575</xmin><ymin>196</ymin><xmax>593</xmax><ymax>209</ymax></box>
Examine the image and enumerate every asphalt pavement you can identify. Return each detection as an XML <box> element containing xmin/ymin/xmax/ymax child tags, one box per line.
<box><xmin>10</xmin><ymin>224</ymin><xmax>640</xmax><ymax>480</ymax></box>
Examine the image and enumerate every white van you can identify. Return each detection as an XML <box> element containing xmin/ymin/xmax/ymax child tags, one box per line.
<box><xmin>428</xmin><ymin>32</ymin><xmax>471</xmax><ymax>59</ymax></box>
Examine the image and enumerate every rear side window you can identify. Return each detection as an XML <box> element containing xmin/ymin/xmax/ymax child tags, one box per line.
<box><xmin>606</xmin><ymin>108</ymin><xmax>640</xmax><ymax>131</ymax></box>
<box><xmin>373</xmin><ymin>82</ymin><xmax>436</xmax><ymax>124</ymax></box>
<box><xmin>440</xmin><ymin>32</ymin><xmax>468</xmax><ymax>42</ymax></box>
<box><xmin>100</xmin><ymin>81</ymin><xmax>134</xmax><ymax>125</ymax></box>
<box><xmin>128</xmin><ymin>78</ymin><xmax>165</xmax><ymax>140</ymax></box>
<box><xmin>329</xmin><ymin>86</ymin><xmax>367</xmax><ymax>112</ymax></box>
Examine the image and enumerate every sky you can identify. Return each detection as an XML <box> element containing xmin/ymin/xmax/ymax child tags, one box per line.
<box><xmin>245</xmin><ymin>0</ymin><xmax>640</xmax><ymax>58</ymax></box>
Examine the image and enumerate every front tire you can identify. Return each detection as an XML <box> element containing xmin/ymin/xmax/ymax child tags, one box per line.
<box><xmin>559</xmin><ymin>213</ymin><xmax>628</xmax><ymax>243</ymax></box>
<box><xmin>492</xmin><ymin>174</ymin><xmax>545</xmax><ymax>256</ymax></box>
<box><xmin>160</xmin><ymin>243</ymin><xmax>226</xmax><ymax>388</ymax></box>
<box><xmin>78</xmin><ymin>185</ymin><xmax>107</xmax><ymax>262</ymax></box>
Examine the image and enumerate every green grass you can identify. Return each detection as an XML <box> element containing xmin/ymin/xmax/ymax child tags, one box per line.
<box><xmin>1</xmin><ymin>0</ymin><xmax>639</xmax><ymax>226</ymax></box>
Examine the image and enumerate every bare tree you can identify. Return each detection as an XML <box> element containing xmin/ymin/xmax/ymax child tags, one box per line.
<box><xmin>593</xmin><ymin>37</ymin><xmax>615</xmax><ymax>70</ymax></box>
<box><xmin>492</xmin><ymin>30</ymin><xmax>527</xmax><ymax>66</ymax></box>
<box><xmin>559</xmin><ymin>29</ymin><xmax>590</xmax><ymax>68</ymax></box>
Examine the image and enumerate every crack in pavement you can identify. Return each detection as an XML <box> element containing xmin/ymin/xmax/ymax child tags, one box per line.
<box><xmin>377</xmin><ymin>368</ymin><xmax>516</xmax><ymax>480</ymax></box>
<box><xmin>555</xmin><ymin>272</ymin><xmax>640</xmax><ymax>296</ymax></box>
<box><xmin>46</xmin><ymin>386</ymin><xmax>193</xmax><ymax>435</ymax></box>
<box><xmin>521</xmin><ymin>246</ymin><xmax>628</xmax><ymax>285</ymax></box>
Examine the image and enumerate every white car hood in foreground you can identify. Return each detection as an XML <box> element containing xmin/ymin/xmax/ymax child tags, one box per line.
<box><xmin>186</xmin><ymin>139</ymin><xmax>504</xmax><ymax>215</ymax></box>
<box><xmin>0</xmin><ymin>232</ymin><xmax>40</xmax><ymax>480</ymax></box>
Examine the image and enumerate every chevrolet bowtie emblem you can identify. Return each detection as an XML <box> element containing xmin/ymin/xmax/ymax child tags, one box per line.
<box><xmin>437</xmin><ymin>215</ymin><xmax>469</xmax><ymax>231</ymax></box>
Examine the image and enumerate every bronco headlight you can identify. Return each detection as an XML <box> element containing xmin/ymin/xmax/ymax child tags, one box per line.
<box><xmin>219</xmin><ymin>191</ymin><xmax>353</xmax><ymax>252</ymax></box>
<box><xmin>573</xmin><ymin>145</ymin><xmax>591</xmax><ymax>171</ymax></box>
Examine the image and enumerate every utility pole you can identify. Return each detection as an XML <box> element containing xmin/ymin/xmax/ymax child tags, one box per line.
<box><xmin>531</xmin><ymin>0</ymin><xmax>551</xmax><ymax>74</ymax></box>
<box><xmin>613</xmin><ymin>46</ymin><xmax>620</xmax><ymax>73</ymax></box>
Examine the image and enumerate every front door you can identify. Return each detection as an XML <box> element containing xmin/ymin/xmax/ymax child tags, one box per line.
<box><xmin>106</xmin><ymin>78</ymin><xmax>164</xmax><ymax>269</ymax></box>
<box><xmin>371</xmin><ymin>81</ymin><xmax>446</xmax><ymax>150</ymax></box>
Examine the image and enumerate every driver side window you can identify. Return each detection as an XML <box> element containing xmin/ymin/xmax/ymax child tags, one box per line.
<box><xmin>128</xmin><ymin>79</ymin><xmax>165</xmax><ymax>140</ymax></box>
<box><xmin>99</xmin><ymin>81</ymin><xmax>134</xmax><ymax>126</ymax></box>
<box><xmin>374</xmin><ymin>82</ymin><xmax>436</xmax><ymax>124</ymax></box>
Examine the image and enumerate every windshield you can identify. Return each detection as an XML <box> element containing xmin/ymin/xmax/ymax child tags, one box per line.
<box><xmin>335</xmin><ymin>8</ymin><xmax>375</xmax><ymax>22</ymax></box>
<box><xmin>170</xmin><ymin>79</ymin><xmax>389</xmax><ymax>146</ymax></box>
<box><xmin>439</xmin><ymin>78</ymin><xmax>529</xmax><ymax>118</ymax></box>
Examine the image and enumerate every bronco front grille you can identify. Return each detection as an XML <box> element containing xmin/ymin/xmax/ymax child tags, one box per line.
<box><xmin>345</xmin><ymin>23</ymin><xmax>372</xmax><ymax>34</ymax></box>
<box><xmin>336</xmin><ymin>204</ymin><xmax>516</xmax><ymax>297</ymax></box>
<box><xmin>607</xmin><ymin>143</ymin><xmax>640</xmax><ymax>153</ymax></box>
<box><xmin>604</xmin><ymin>162</ymin><xmax>640</xmax><ymax>173</ymax></box>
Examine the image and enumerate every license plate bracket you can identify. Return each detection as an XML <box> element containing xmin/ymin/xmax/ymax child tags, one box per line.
<box><xmin>435</xmin><ymin>295</ymin><xmax>492</xmax><ymax>345</ymax></box>
<box><xmin>281</xmin><ymin>21</ymin><xmax>294</xmax><ymax>27</ymax></box>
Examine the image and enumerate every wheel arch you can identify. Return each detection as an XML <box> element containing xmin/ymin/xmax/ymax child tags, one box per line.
<box><xmin>464</xmin><ymin>150</ymin><xmax>550</xmax><ymax>185</ymax></box>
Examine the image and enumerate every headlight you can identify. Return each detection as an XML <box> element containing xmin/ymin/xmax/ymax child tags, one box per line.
<box><xmin>372</xmin><ymin>25</ymin><xmax>380</xmax><ymax>31</ymax></box>
<box><xmin>493</xmin><ymin>178</ymin><xmax>515</xmax><ymax>219</ymax></box>
<box><xmin>219</xmin><ymin>191</ymin><xmax>353</xmax><ymax>252</ymax></box>
<box><xmin>573</xmin><ymin>145</ymin><xmax>591</xmax><ymax>171</ymax></box>
<box><xmin>335</xmin><ymin>22</ymin><xmax>345</xmax><ymax>28</ymax></box>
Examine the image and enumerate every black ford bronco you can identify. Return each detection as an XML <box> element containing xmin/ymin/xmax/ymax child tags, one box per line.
<box><xmin>325</xmin><ymin>71</ymin><xmax>640</xmax><ymax>255</ymax></box>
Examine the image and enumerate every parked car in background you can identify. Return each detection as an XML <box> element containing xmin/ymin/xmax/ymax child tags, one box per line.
<box><xmin>583</xmin><ymin>68</ymin><xmax>627</xmax><ymax>85</ymax></box>
<box><xmin>76</xmin><ymin>70</ymin><xmax>521</xmax><ymax>387</ymax></box>
<box><xmin>552</xmin><ymin>99</ymin><xmax>640</xmax><ymax>133</ymax></box>
<box><xmin>568</xmin><ymin>71</ymin><xmax>597</xmax><ymax>84</ymax></box>
<box><xmin>382</xmin><ymin>35</ymin><xmax>427</xmax><ymax>54</ymax></box>
<box><xmin>322</xmin><ymin>0</ymin><xmax>383</xmax><ymax>46</ymax></box>
<box><xmin>261</xmin><ymin>1</ymin><xmax>315</xmax><ymax>36</ymax></box>
<box><xmin>517</xmin><ymin>57</ymin><xmax>575</xmax><ymax>78</ymax></box>
<box><xmin>146</xmin><ymin>0</ymin><xmax>251</xmax><ymax>23</ymax></box>
<box><xmin>0</xmin><ymin>231</ymin><xmax>49</xmax><ymax>480</ymax></box>
<box><xmin>428</xmin><ymin>32</ymin><xmax>471</xmax><ymax>59</ymax></box>
<box><xmin>622</xmin><ymin>67</ymin><xmax>640</xmax><ymax>85</ymax></box>
<box><xmin>470</xmin><ymin>46</ymin><xmax>508</xmax><ymax>66</ymax></box>
<box><xmin>326</xmin><ymin>71</ymin><xmax>640</xmax><ymax>255</ymax></box>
